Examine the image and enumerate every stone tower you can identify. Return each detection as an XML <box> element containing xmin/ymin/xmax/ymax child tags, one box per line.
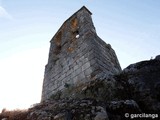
<box><xmin>41</xmin><ymin>6</ymin><xmax>121</xmax><ymax>101</ymax></box>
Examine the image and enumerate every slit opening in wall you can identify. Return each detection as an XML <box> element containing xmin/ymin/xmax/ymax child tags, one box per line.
<box><xmin>76</xmin><ymin>34</ymin><xmax>79</xmax><ymax>39</ymax></box>
<box><xmin>75</xmin><ymin>30</ymin><xmax>79</xmax><ymax>39</ymax></box>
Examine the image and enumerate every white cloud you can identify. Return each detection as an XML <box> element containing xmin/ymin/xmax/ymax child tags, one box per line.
<box><xmin>0</xmin><ymin>6</ymin><xmax>12</xmax><ymax>20</ymax></box>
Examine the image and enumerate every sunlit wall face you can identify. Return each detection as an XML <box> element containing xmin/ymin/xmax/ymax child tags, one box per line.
<box><xmin>0</xmin><ymin>0</ymin><xmax>160</xmax><ymax>111</ymax></box>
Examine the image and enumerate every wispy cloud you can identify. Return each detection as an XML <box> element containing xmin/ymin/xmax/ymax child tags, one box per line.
<box><xmin>0</xmin><ymin>6</ymin><xmax>13</xmax><ymax>20</ymax></box>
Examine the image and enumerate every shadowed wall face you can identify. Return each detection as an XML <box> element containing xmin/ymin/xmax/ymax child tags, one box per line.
<box><xmin>41</xmin><ymin>6</ymin><xmax>121</xmax><ymax>101</ymax></box>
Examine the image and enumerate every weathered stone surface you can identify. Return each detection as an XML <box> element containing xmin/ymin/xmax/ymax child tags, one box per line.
<box><xmin>106</xmin><ymin>100</ymin><xmax>141</xmax><ymax>115</ymax></box>
<box><xmin>94</xmin><ymin>106</ymin><xmax>109</xmax><ymax>120</ymax></box>
<box><xmin>1</xmin><ymin>55</ymin><xmax>160</xmax><ymax>119</ymax></box>
<box><xmin>41</xmin><ymin>6</ymin><xmax>121</xmax><ymax>101</ymax></box>
<box><xmin>27</xmin><ymin>98</ymin><xmax>108</xmax><ymax>120</ymax></box>
<box><xmin>155</xmin><ymin>55</ymin><xmax>160</xmax><ymax>60</ymax></box>
<box><xmin>123</xmin><ymin>58</ymin><xmax>160</xmax><ymax>113</ymax></box>
<box><xmin>33</xmin><ymin>54</ymin><xmax>158</xmax><ymax>119</ymax></box>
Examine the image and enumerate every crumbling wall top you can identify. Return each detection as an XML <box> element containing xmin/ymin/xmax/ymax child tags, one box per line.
<box><xmin>50</xmin><ymin>6</ymin><xmax>92</xmax><ymax>42</ymax></box>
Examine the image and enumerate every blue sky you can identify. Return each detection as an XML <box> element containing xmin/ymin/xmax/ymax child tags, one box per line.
<box><xmin>0</xmin><ymin>0</ymin><xmax>160</xmax><ymax>110</ymax></box>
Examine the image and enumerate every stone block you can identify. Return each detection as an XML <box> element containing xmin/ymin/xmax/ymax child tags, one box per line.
<box><xmin>79</xmin><ymin>56</ymin><xmax>84</xmax><ymax>62</ymax></box>
<box><xmin>82</xmin><ymin>57</ymin><xmax>89</xmax><ymax>64</ymax></box>
<box><xmin>77</xmin><ymin>61</ymin><xmax>83</xmax><ymax>67</ymax></box>
<box><xmin>59</xmin><ymin>73</ymin><xmax>66</xmax><ymax>81</ymax></box>
<box><xmin>90</xmin><ymin>59</ymin><xmax>97</xmax><ymax>66</ymax></box>
<box><xmin>73</xmin><ymin>65</ymin><xmax>79</xmax><ymax>71</ymax></box>
<box><xmin>75</xmin><ymin>67</ymin><xmax>82</xmax><ymax>76</ymax></box>
<box><xmin>82</xmin><ymin>62</ymin><xmax>90</xmax><ymax>71</ymax></box>
<box><xmin>73</xmin><ymin>76</ymin><xmax>78</xmax><ymax>84</ymax></box>
<box><xmin>84</xmin><ymin>67</ymin><xmax>92</xmax><ymax>76</ymax></box>
<box><xmin>78</xmin><ymin>72</ymin><xmax>85</xmax><ymax>80</ymax></box>
<box><xmin>66</xmin><ymin>70</ymin><xmax>72</xmax><ymax>77</ymax></box>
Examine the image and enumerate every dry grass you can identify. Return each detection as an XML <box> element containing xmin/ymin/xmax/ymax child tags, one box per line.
<box><xmin>0</xmin><ymin>109</ymin><xmax>28</xmax><ymax>120</ymax></box>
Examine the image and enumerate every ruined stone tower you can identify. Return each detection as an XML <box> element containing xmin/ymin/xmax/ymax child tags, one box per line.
<box><xmin>41</xmin><ymin>6</ymin><xmax>121</xmax><ymax>101</ymax></box>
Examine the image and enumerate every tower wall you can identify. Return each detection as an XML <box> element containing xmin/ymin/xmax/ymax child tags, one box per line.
<box><xmin>41</xmin><ymin>6</ymin><xmax>121</xmax><ymax>101</ymax></box>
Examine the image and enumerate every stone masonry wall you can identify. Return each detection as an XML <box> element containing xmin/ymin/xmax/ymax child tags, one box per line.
<box><xmin>41</xmin><ymin>6</ymin><xmax>121</xmax><ymax>101</ymax></box>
